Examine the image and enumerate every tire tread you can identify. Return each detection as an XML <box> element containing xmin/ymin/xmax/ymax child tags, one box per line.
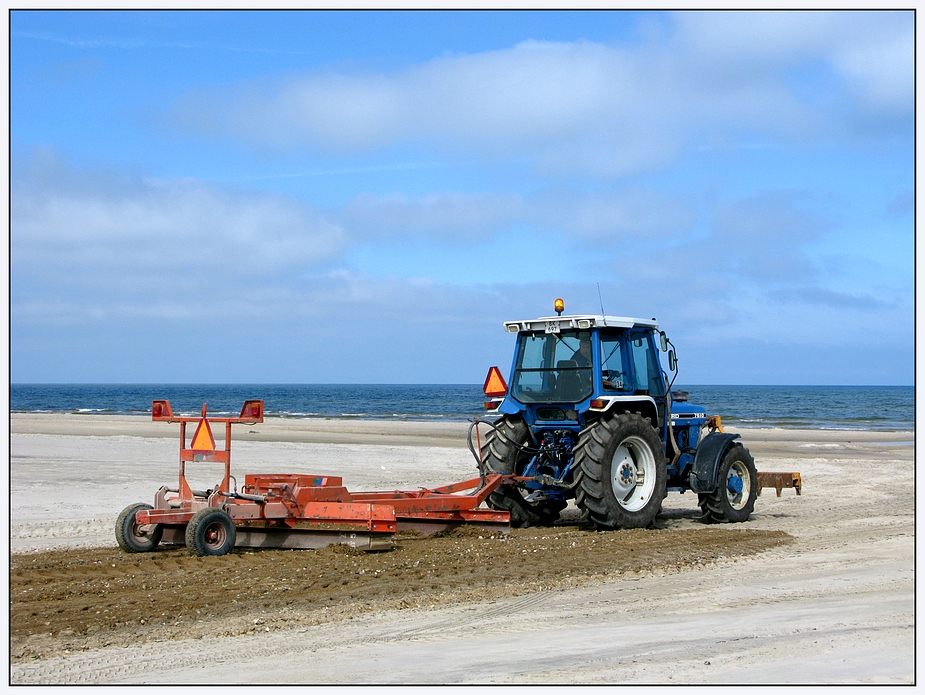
<box><xmin>574</xmin><ymin>412</ymin><xmax>667</xmax><ymax>530</ymax></box>
<box><xmin>698</xmin><ymin>445</ymin><xmax>758</xmax><ymax>523</ymax></box>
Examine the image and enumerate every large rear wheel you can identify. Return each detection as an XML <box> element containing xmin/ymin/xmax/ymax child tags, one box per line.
<box><xmin>480</xmin><ymin>416</ymin><xmax>565</xmax><ymax>528</ymax></box>
<box><xmin>574</xmin><ymin>412</ymin><xmax>667</xmax><ymax>529</ymax></box>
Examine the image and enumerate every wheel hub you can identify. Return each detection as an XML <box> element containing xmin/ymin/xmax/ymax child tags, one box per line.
<box><xmin>134</xmin><ymin>524</ymin><xmax>153</xmax><ymax>539</ymax></box>
<box><xmin>611</xmin><ymin>441</ymin><xmax>649</xmax><ymax>506</ymax></box>
<box><xmin>205</xmin><ymin>524</ymin><xmax>225</xmax><ymax>547</ymax></box>
<box><xmin>606</xmin><ymin>434</ymin><xmax>657</xmax><ymax>514</ymax></box>
<box><xmin>617</xmin><ymin>462</ymin><xmax>636</xmax><ymax>486</ymax></box>
<box><xmin>724</xmin><ymin>459</ymin><xmax>752</xmax><ymax>511</ymax></box>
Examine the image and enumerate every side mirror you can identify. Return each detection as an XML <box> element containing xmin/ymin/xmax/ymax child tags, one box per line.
<box><xmin>660</xmin><ymin>331</ymin><xmax>669</xmax><ymax>352</ymax></box>
<box><xmin>668</xmin><ymin>349</ymin><xmax>676</xmax><ymax>371</ymax></box>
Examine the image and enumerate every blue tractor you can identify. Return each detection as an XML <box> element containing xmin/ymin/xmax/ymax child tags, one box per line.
<box><xmin>478</xmin><ymin>298</ymin><xmax>759</xmax><ymax>529</ymax></box>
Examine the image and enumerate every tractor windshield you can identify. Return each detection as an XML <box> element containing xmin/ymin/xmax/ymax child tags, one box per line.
<box><xmin>510</xmin><ymin>330</ymin><xmax>593</xmax><ymax>404</ymax></box>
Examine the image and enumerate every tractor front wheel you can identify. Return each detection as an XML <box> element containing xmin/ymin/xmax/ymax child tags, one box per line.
<box><xmin>480</xmin><ymin>416</ymin><xmax>565</xmax><ymax>528</ymax></box>
<box><xmin>115</xmin><ymin>502</ymin><xmax>162</xmax><ymax>553</ymax></box>
<box><xmin>186</xmin><ymin>508</ymin><xmax>236</xmax><ymax>556</ymax></box>
<box><xmin>698</xmin><ymin>445</ymin><xmax>758</xmax><ymax>523</ymax></box>
<box><xmin>574</xmin><ymin>412</ymin><xmax>667</xmax><ymax>529</ymax></box>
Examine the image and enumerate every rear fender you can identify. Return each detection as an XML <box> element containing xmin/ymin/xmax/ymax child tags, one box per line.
<box><xmin>594</xmin><ymin>397</ymin><xmax>659</xmax><ymax>427</ymax></box>
<box><xmin>689</xmin><ymin>432</ymin><xmax>741</xmax><ymax>493</ymax></box>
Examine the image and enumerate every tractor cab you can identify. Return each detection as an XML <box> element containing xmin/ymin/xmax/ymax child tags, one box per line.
<box><xmin>484</xmin><ymin>302</ymin><xmax>673</xmax><ymax>436</ymax></box>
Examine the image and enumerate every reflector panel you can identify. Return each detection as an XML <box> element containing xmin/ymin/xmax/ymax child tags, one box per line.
<box><xmin>483</xmin><ymin>366</ymin><xmax>508</xmax><ymax>397</ymax></box>
<box><xmin>190</xmin><ymin>417</ymin><xmax>216</xmax><ymax>451</ymax></box>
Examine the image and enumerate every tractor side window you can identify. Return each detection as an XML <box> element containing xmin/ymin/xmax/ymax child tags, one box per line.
<box><xmin>629</xmin><ymin>333</ymin><xmax>664</xmax><ymax>396</ymax></box>
<box><xmin>600</xmin><ymin>336</ymin><xmax>627</xmax><ymax>391</ymax></box>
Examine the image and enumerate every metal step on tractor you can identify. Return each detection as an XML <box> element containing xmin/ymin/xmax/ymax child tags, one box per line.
<box><xmin>477</xmin><ymin>298</ymin><xmax>801</xmax><ymax>529</ymax></box>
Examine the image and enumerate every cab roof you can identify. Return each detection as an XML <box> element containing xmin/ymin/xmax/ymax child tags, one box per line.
<box><xmin>503</xmin><ymin>314</ymin><xmax>658</xmax><ymax>333</ymax></box>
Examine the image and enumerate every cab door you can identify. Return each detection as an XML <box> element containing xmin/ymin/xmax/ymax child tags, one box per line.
<box><xmin>628</xmin><ymin>330</ymin><xmax>667</xmax><ymax>428</ymax></box>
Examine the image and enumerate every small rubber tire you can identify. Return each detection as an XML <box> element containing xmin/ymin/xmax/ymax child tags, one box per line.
<box><xmin>185</xmin><ymin>508</ymin><xmax>236</xmax><ymax>556</ymax></box>
<box><xmin>574</xmin><ymin>412</ymin><xmax>668</xmax><ymax>530</ymax></box>
<box><xmin>698</xmin><ymin>445</ymin><xmax>758</xmax><ymax>523</ymax></box>
<box><xmin>115</xmin><ymin>502</ymin><xmax>162</xmax><ymax>553</ymax></box>
<box><xmin>480</xmin><ymin>416</ymin><xmax>565</xmax><ymax>528</ymax></box>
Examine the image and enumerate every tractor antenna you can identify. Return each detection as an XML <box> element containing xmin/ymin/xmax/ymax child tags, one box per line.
<box><xmin>597</xmin><ymin>283</ymin><xmax>607</xmax><ymax>326</ymax></box>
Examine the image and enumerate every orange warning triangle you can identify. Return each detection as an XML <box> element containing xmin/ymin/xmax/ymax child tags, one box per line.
<box><xmin>190</xmin><ymin>417</ymin><xmax>216</xmax><ymax>451</ymax></box>
<box><xmin>483</xmin><ymin>366</ymin><xmax>508</xmax><ymax>397</ymax></box>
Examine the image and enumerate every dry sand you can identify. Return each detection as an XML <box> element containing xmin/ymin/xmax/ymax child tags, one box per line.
<box><xmin>9</xmin><ymin>413</ymin><xmax>915</xmax><ymax>684</ymax></box>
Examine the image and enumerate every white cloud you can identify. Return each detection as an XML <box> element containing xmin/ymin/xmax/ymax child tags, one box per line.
<box><xmin>12</xmin><ymin>151</ymin><xmax>346</xmax><ymax>304</ymax></box>
<box><xmin>832</xmin><ymin>30</ymin><xmax>913</xmax><ymax>113</ymax></box>
<box><xmin>169</xmin><ymin>11</ymin><xmax>911</xmax><ymax>177</ymax></box>
<box><xmin>675</xmin><ymin>11</ymin><xmax>913</xmax><ymax>114</ymax></box>
<box><xmin>162</xmin><ymin>40</ymin><xmax>684</xmax><ymax>175</ymax></box>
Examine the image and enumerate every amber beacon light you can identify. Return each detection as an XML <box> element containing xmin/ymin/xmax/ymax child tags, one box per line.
<box><xmin>554</xmin><ymin>298</ymin><xmax>564</xmax><ymax>316</ymax></box>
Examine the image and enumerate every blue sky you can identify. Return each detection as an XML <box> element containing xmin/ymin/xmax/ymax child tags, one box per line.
<box><xmin>10</xmin><ymin>10</ymin><xmax>913</xmax><ymax>384</ymax></box>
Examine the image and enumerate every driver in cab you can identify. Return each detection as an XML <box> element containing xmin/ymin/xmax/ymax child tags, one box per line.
<box><xmin>572</xmin><ymin>337</ymin><xmax>592</xmax><ymax>368</ymax></box>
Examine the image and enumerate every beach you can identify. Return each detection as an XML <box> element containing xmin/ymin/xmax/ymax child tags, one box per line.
<box><xmin>10</xmin><ymin>413</ymin><xmax>915</xmax><ymax>683</ymax></box>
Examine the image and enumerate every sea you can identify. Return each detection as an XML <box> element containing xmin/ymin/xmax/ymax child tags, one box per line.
<box><xmin>9</xmin><ymin>384</ymin><xmax>915</xmax><ymax>431</ymax></box>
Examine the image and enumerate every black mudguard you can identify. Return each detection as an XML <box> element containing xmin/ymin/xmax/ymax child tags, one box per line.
<box><xmin>689</xmin><ymin>432</ymin><xmax>741</xmax><ymax>493</ymax></box>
